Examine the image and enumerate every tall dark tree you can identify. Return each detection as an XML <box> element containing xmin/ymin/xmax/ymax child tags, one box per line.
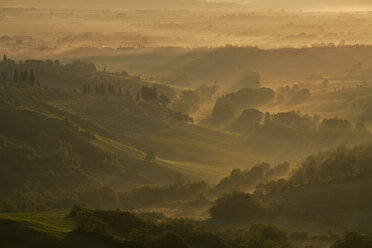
<box><xmin>3</xmin><ymin>54</ymin><xmax>7</xmax><ymax>62</ymax></box>
<box><xmin>107</xmin><ymin>85</ymin><xmax>115</xmax><ymax>95</ymax></box>
<box><xmin>101</xmin><ymin>83</ymin><xmax>106</xmax><ymax>95</ymax></box>
<box><xmin>29</xmin><ymin>70</ymin><xmax>36</xmax><ymax>87</ymax></box>
<box><xmin>19</xmin><ymin>70</ymin><xmax>28</xmax><ymax>82</ymax></box>
<box><xmin>24</xmin><ymin>70</ymin><xmax>28</xmax><ymax>82</ymax></box>
<box><xmin>13</xmin><ymin>70</ymin><xmax>18</xmax><ymax>83</ymax></box>
<box><xmin>19</xmin><ymin>71</ymin><xmax>23</xmax><ymax>82</ymax></box>
<box><xmin>1</xmin><ymin>72</ymin><xmax>8</xmax><ymax>81</ymax></box>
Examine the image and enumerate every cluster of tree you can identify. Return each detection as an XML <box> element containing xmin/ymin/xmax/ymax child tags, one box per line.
<box><xmin>81</xmin><ymin>83</ymin><xmax>173</xmax><ymax>108</ymax></box>
<box><xmin>208</xmin><ymin>88</ymin><xmax>275</xmax><ymax>126</ymax></box>
<box><xmin>228</xmin><ymin>108</ymin><xmax>371</xmax><ymax>145</ymax></box>
<box><xmin>227</xmin><ymin>108</ymin><xmax>264</xmax><ymax>133</ymax></box>
<box><xmin>1</xmin><ymin>55</ymin><xmax>40</xmax><ymax>88</ymax></box>
<box><xmin>172</xmin><ymin>83</ymin><xmax>218</xmax><ymax>114</ymax></box>
<box><xmin>140</xmin><ymin>86</ymin><xmax>172</xmax><ymax>107</ymax></box>
<box><xmin>136</xmin><ymin>86</ymin><xmax>171</xmax><ymax>106</ymax></box>
<box><xmin>254</xmin><ymin>143</ymin><xmax>372</xmax><ymax>197</ymax></box>
<box><xmin>0</xmin><ymin>57</ymin><xmax>178</xmax><ymax>113</ymax></box>
<box><xmin>206</xmin><ymin>84</ymin><xmax>314</xmax><ymax>128</ymax></box>
<box><xmin>82</xmin><ymin>83</ymin><xmax>129</xmax><ymax>96</ymax></box>
<box><xmin>0</xmin><ymin>68</ymin><xmax>38</xmax><ymax>88</ymax></box>
<box><xmin>276</xmin><ymin>84</ymin><xmax>311</xmax><ymax>107</ymax></box>
<box><xmin>213</xmin><ymin>162</ymin><xmax>290</xmax><ymax>195</ymax></box>
<box><xmin>70</xmin><ymin>206</ymin><xmax>294</xmax><ymax>248</ymax></box>
<box><xmin>0</xmin><ymin>57</ymin><xmax>140</xmax><ymax>96</ymax></box>
<box><xmin>259</xmin><ymin>111</ymin><xmax>320</xmax><ymax>142</ymax></box>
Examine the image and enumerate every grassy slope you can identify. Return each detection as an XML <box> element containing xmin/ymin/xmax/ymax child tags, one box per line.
<box><xmin>0</xmin><ymin>88</ymin><xmax>204</xmax><ymax>210</ymax></box>
<box><xmin>0</xmin><ymin>214</ymin><xmax>115</xmax><ymax>248</ymax></box>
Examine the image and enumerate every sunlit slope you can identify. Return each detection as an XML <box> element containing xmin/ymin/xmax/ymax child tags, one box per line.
<box><xmin>127</xmin><ymin>123</ymin><xmax>289</xmax><ymax>170</ymax></box>
<box><xmin>90</xmin><ymin>134</ymin><xmax>223</xmax><ymax>185</ymax></box>
<box><xmin>50</xmin><ymin>96</ymin><xmax>275</xmax><ymax>182</ymax></box>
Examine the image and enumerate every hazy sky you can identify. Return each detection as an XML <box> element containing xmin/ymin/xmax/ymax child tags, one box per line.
<box><xmin>2</xmin><ymin>0</ymin><xmax>372</xmax><ymax>11</ymax></box>
<box><xmin>213</xmin><ymin>0</ymin><xmax>372</xmax><ymax>10</ymax></box>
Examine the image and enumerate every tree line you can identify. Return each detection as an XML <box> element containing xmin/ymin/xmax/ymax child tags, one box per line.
<box><xmin>254</xmin><ymin>143</ymin><xmax>372</xmax><ymax>197</ymax></box>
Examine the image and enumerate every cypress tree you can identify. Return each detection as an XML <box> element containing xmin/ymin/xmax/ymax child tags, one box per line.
<box><xmin>20</xmin><ymin>71</ymin><xmax>24</xmax><ymax>82</ymax></box>
<box><xmin>29</xmin><ymin>70</ymin><xmax>36</xmax><ymax>87</ymax></box>
<box><xmin>23</xmin><ymin>70</ymin><xmax>28</xmax><ymax>82</ymax></box>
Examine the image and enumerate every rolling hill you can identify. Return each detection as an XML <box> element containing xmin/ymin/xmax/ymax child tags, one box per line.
<box><xmin>0</xmin><ymin>86</ymin><xmax>210</xmax><ymax>212</ymax></box>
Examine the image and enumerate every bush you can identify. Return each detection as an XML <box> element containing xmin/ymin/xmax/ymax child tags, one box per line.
<box><xmin>209</xmin><ymin>192</ymin><xmax>270</xmax><ymax>221</ymax></box>
<box><xmin>145</xmin><ymin>151</ymin><xmax>156</xmax><ymax>163</ymax></box>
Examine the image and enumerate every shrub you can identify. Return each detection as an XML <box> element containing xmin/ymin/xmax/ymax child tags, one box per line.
<box><xmin>209</xmin><ymin>192</ymin><xmax>270</xmax><ymax>221</ymax></box>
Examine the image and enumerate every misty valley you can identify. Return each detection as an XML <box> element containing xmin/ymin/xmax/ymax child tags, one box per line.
<box><xmin>2</xmin><ymin>1</ymin><xmax>372</xmax><ymax>248</ymax></box>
